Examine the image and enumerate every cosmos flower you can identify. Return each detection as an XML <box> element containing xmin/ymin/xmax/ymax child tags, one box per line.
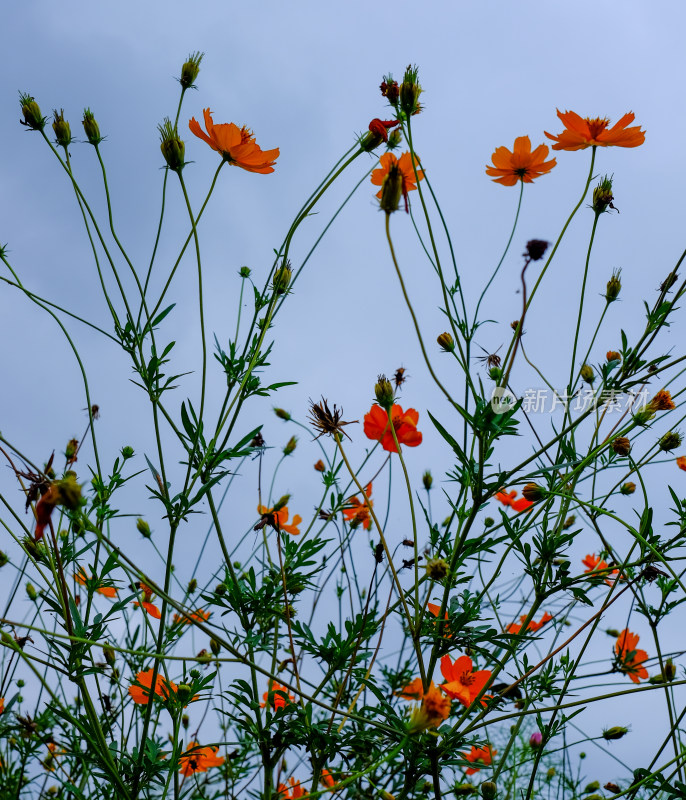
<box><xmin>506</xmin><ymin>612</ymin><xmax>553</xmax><ymax>635</ymax></box>
<box><xmin>440</xmin><ymin>654</ymin><xmax>491</xmax><ymax>708</ymax></box>
<box><xmin>494</xmin><ymin>490</ymin><xmax>533</xmax><ymax>513</ymax></box>
<box><xmin>462</xmin><ymin>745</ymin><xmax>496</xmax><ymax>775</ymax></box>
<box><xmin>342</xmin><ymin>482</ymin><xmax>373</xmax><ymax>529</ymax></box>
<box><xmin>261</xmin><ymin>681</ymin><xmax>295</xmax><ymax>711</ymax></box>
<box><xmin>615</xmin><ymin>629</ymin><xmax>649</xmax><ymax>683</ymax></box>
<box><xmin>545</xmin><ymin>110</ymin><xmax>645</xmax><ymax>151</ymax></box>
<box><xmin>189</xmin><ymin>109</ymin><xmax>279</xmax><ymax>173</ymax></box>
<box><xmin>257</xmin><ymin>505</ymin><xmax>302</xmax><ymax>536</ymax></box>
<box><xmin>74</xmin><ymin>568</ymin><xmax>117</xmax><ymax>598</ymax></box>
<box><xmin>486</xmin><ymin>136</ymin><xmax>556</xmax><ymax>186</ymax></box>
<box><xmin>370</xmin><ymin>151</ymin><xmax>424</xmax><ymax>213</ymax></box>
<box><xmin>363</xmin><ymin>404</ymin><xmax>422</xmax><ymax>453</ymax></box>
<box><xmin>128</xmin><ymin>669</ymin><xmax>177</xmax><ymax>705</ymax></box>
<box><xmin>179</xmin><ymin>742</ymin><xmax>225</xmax><ymax>776</ymax></box>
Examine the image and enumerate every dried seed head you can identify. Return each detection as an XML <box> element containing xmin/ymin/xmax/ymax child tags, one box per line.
<box><xmin>308</xmin><ymin>397</ymin><xmax>356</xmax><ymax>441</ymax></box>
<box><xmin>611</xmin><ymin>437</ymin><xmax>631</xmax><ymax>457</ymax></box>
<box><xmin>524</xmin><ymin>239</ymin><xmax>549</xmax><ymax>261</ymax></box>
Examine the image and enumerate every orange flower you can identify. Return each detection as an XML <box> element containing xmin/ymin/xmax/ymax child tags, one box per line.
<box><xmin>277</xmin><ymin>777</ymin><xmax>308</xmax><ymax>800</ymax></box>
<box><xmin>462</xmin><ymin>744</ymin><xmax>496</xmax><ymax>775</ymax></box>
<box><xmin>649</xmin><ymin>389</ymin><xmax>675</xmax><ymax>412</ymax></box>
<box><xmin>507</xmin><ymin>612</ymin><xmax>553</xmax><ymax>635</ymax></box>
<box><xmin>398</xmin><ymin>676</ymin><xmax>424</xmax><ymax>700</ymax></box>
<box><xmin>320</xmin><ymin>769</ymin><xmax>335</xmax><ymax>788</ymax></box>
<box><xmin>615</xmin><ymin>629</ymin><xmax>649</xmax><ymax>683</ymax></box>
<box><xmin>440</xmin><ymin>654</ymin><xmax>491</xmax><ymax>708</ymax></box>
<box><xmin>370</xmin><ymin>151</ymin><xmax>424</xmax><ymax>213</ymax></box>
<box><xmin>677</xmin><ymin>456</ymin><xmax>686</xmax><ymax>472</ymax></box>
<box><xmin>257</xmin><ymin>505</ymin><xmax>302</xmax><ymax>535</ymax></box>
<box><xmin>128</xmin><ymin>668</ymin><xmax>177</xmax><ymax>705</ymax></box>
<box><xmin>545</xmin><ymin>110</ymin><xmax>645</xmax><ymax>151</ymax></box>
<box><xmin>173</xmin><ymin>608</ymin><xmax>211</xmax><ymax>626</ymax></box>
<box><xmin>74</xmin><ymin>569</ymin><xmax>117</xmax><ymax>598</ymax></box>
<box><xmin>407</xmin><ymin>681</ymin><xmax>452</xmax><ymax>731</ymax></box>
<box><xmin>368</xmin><ymin>118</ymin><xmax>399</xmax><ymax>143</ymax></box>
<box><xmin>342</xmin><ymin>482</ymin><xmax>373</xmax><ymax>529</ymax></box>
<box><xmin>427</xmin><ymin>602</ymin><xmax>451</xmax><ymax>638</ymax></box>
<box><xmin>582</xmin><ymin>554</ymin><xmax>620</xmax><ymax>586</ymax></box>
<box><xmin>0</xmin><ymin>697</ymin><xmax>4</xmax><ymax>715</ymax></box>
<box><xmin>363</xmin><ymin>404</ymin><xmax>422</xmax><ymax>453</ymax></box>
<box><xmin>179</xmin><ymin>742</ymin><xmax>225</xmax><ymax>776</ymax></box>
<box><xmin>486</xmin><ymin>136</ymin><xmax>556</xmax><ymax>186</ymax></box>
<box><xmin>495</xmin><ymin>490</ymin><xmax>533</xmax><ymax>513</ymax></box>
<box><xmin>261</xmin><ymin>681</ymin><xmax>294</xmax><ymax>711</ymax></box>
<box><xmin>189</xmin><ymin>109</ymin><xmax>279</xmax><ymax>173</ymax></box>
<box><xmin>133</xmin><ymin>582</ymin><xmax>161</xmax><ymax>619</ymax></box>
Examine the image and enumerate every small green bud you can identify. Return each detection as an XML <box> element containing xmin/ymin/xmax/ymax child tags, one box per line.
<box><xmin>580</xmin><ymin>364</ymin><xmax>595</xmax><ymax>384</ymax></box>
<box><xmin>272</xmin><ymin>494</ymin><xmax>290</xmax><ymax>512</ymax></box>
<box><xmin>82</xmin><ymin>108</ymin><xmax>102</xmax><ymax>145</ymax></box>
<box><xmin>522</xmin><ymin>482</ymin><xmax>545</xmax><ymax>502</ymax></box>
<box><xmin>603</xmin><ymin>726</ymin><xmax>629</xmax><ymax>741</ymax></box>
<box><xmin>426</xmin><ymin>557</ymin><xmax>450</xmax><ymax>581</ymax></box>
<box><xmin>379</xmin><ymin>161</ymin><xmax>403</xmax><ymax>213</ymax></box>
<box><xmin>19</xmin><ymin>92</ymin><xmax>45</xmax><ymax>131</ymax></box>
<box><xmin>422</xmin><ymin>471</ymin><xmax>433</xmax><ymax>490</ymax></box>
<box><xmin>210</xmin><ymin>637</ymin><xmax>221</xmax><ymax>655</ymax></box>
<box><xmin>239</xmin><ymin>266</ymin><xmax>251</xmax><ymax>278</ymax></box>
<box><xmin>215</xmin><ymin>583</ymin><xmax>226</xmax><ymax>595</ymax></box>
<box><xmin>620</xmin><ymin>481</ymin><xmax>636</xmax><ymax>495</ymax></box>
<box><xmin>399</xmin><ymin>64</ymin><xmax>422</xmax><ymax>116</ymax></box>
<box><xmin>0</xmin><ymin>550</ymin><xmax>8</xmax><ymax>567</ymax></box>
<box><xmin>437</xmin><ymin>332</ymin><xmax>454</xmax><ymax>352</ymax></box>
<box><xmin>176</xmin><ymin>684</ymin><xmax>192</xmax><ymax>704</ymax></box>
<box><xmin>179</xmin><ymin>51</ymin><xmax>203</xmax><ymax>90</ymax></box>
<box><xmin>592</xmin><ymin>174</ymin><xmax>615</xmax><ymax>215</ymax></box>
<box><xmin>16</xmin><ymin>679</ymin><xmax>24</xmax><ymax>688</ymax></box>
<box><xmin>453</xmin><ymin>785</ymin><xmax>476</xmax><ymax>796</ymax></box>
<box><xmin>374</xmin><ymin>374</ymin><xmax>395</xmax><ymax>410</ymax></box>
<box><xmin>605</xmin><ymin>269</ymin><xmax>622</xmax><ymax>302</ymax></box>
<box><xmin>136</xmin><ymin>518</ymin><xmax>152</xmax><ymax>538</ymax></box>
<box><xmin>480</xmin><ymin>782</ymin><xmax>497</xmax><ymax>800</ymax></box>
<box><xmin>182</xmin><ymin>713</ymin><xmax>190</xmax><ymax>729</ymax></box>
<box><xmin>484</xmin><ymin>517</ymin><xmax>494</xmax><ymax>527</ymax></box>
<box><xmin>187</xmin><ymin>578</ymin><xmax>197</xmax><ymax>594</ymax></box>
<box><xmin>387</xmin><ymin>129</ymin><xmax>402</xmax><ymax>149</ymax></box>
<box><xmin>121</xmin><ymin>446</ymin><xmax>134</xmax><ymax>459</ymax></box>
<box><xmin>283</xmin><ymin>436</ymin><xmax>298</xmax><ymax>456</ymax></box>
<box><xmin>158</xmin><ymin>118</ymin><xmax>185</xmax><ymax>172</ymax></box>
<box><xmin>584</xmin><ymin>782</ymin><xmax>600</xmax><ymax>793</ymax></box>
<box><xmin>272</xmin><ymin>261</ymin><xmax>292</xmax><ymax>295</ymax></box>
<box><xmin>103</xmin><ymin>645</ymin><xmax>115</xmax><ymax>667</ymax></box>
<box><xmin>52</xmin><ymin>109</ymin><xmax>72</xmax><ymax>147</ymax></box>
<box><xmin>189</xmin><ymin>669</ymin><xmax>201</xmax><ymax>679</ymax></box>
<box><xmin>26</xmin><ymin>582</ymin><xmax>38</xmax><ymax>602</ymax></box>
<box><xmin>659</xmin><ymin>431</ymin><xmax>682</xmax><ymax>452</ymax></box>
<box><xmin>274</xmin><ymin>407</ymin><xmax>291</xmax><ymax>421</ymax></box>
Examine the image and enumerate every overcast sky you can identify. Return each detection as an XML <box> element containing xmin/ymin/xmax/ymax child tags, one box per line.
<box><xmin>3</xmin><ymin>0</ymin><xmax>686</xmax><ymax>788</ymax></box>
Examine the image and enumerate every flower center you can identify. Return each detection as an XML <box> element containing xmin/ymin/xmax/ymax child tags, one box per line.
<box><xmin>586</xmin><ymin>117</ymin><xmax>610</xmax><ymax>139</ymax></box>
<box><xmin>460</xmin><ymin>670</ymin><xmax>475</xmax><ymax>686</ymax></box>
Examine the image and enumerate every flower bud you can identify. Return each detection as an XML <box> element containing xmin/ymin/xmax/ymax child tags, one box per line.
<box><xmin>604</xmin><ymin>783</ymin><xmax>621</xmax><ymax>794</ymax></box>
<box><xmin>121</xmin><ymin>446</ymin><xmax>134</xmax><ymax>459</ymax></box>
<box><xmin>52</xmin><ymin>109</ymin><xmax>72</xmax><ymax>147</ymax></box>
<box><xmin>182</xmin><ymin>713</ymin><xmax>190</xmax><ymax>729</ymax></box>
<box><xmin>136</xmin><ymin>518</ymin><xmax>152</xmax><ymax>538</ymax></box>
<box><xmin>399</xmin><ymin>65</ymin><xmax>422</xmax><ymax>116</ymax></box>
<box><xmin>592</xmin><ymin>175</ymin><xmax>615</xmax><ymax>215</ymax></box>
<box><xmin>605</xmin><ymin>269</ymin><xmax>622</xmax><ymax>302</ymax></box>
<box><xmin>239</xmin><ymin>265</ymin><xmax>251</xmax><ymax>278</ymax></box>
<box><xmin>380</xmin><ymin>76</ymin><xmax>400</xmax><ymax>106</ymax></box>
<box><xmin>437</xmin><ymin>332</ymin><xmax>455</xmax><ymax>352</ymax></box>
<box><xmin>314</xmin><ymin>459</ymin><xmax>325</xmax><ymax>472</ymax></box>
<box><xmin>26</xmin><ymin>582</ymin><xmax>38</xmax><ymax>602</ymax></box>
<box><xmin>603</xmin><ymin>725</ymin><xmax>629</xmax><ymax>740</ymax></box>
<box><xmin>215</xmin><ymin>583</ymin><xmax>226</xmax><ymax>595</ymax></box>
<box><xmin>272</xmin><ymin>261</ymin><xmax>292</xmax><ymax>295</ymax></box>
<box><xmin>563</xmin><ymin>515</ymin><xmax>575</xmax><ymax>529</ymax></box>
<box><xmin>180</xmin><ymin>51</ymin><xmax>203</xmax><ymax>90</ymax></box>
<box><xmin>454</xmin><ymin>785</ymin><xmax>476</xmax><ymax>796</ymax></box>
<box><xmin>659</xmin><ymin>431</ymin><xmax>682</xmax><ymax>452</ymax></box>
<box><xmin>522</xmin><ymin>482</ymin><xmax>545</xmax><ymax>502</ymax></box>
<box><xmin>387</xmin><ymin>129</ymin><xmax>402</xmax><ymax>149</ymax></box>
<box><xmin>65</xmin><ymin>438</ymin><xmax>79</xmax><ymax>462</ymax></box>
<box><xmin>585</xmin><ymin>782</ymin><xmax>600</xmax><ymax>793</ymax></box>
<box><xmin>580</xmin><ymin>364</ymin><xmax>595</xmax><ymax>384</ymax></box>
<box><xmin>621</xmin><ymin>482</ymin><xmax>636</xmax><ymax>495</ymax></box>
<box><xmin>210</xmin><ymin>637</ymin><xmax>221</xmax><ymax>655</ymax></box>
<box><xmin>480</xmin><ymin>781</ymin><xmax>497</xmax><ymax>800</ymax></box>
<box><xmin>283</xmin><ymin>436</ymin><xmax>298</xmax><ymax>456</ymax></box>
<box><xmin>484</xmin><ymin>517</ymin><xmax>494</xmax><ymax>527</ymax></box>
<box><xmin>546</xmin><ymin>768</ymin><xmax>555</xmax><ymax>780</ymax></box>
<box><xmin>374</xmin><ymin>374</ymin><xmax>395</xmax><ymax>410</ymax></box>
<box><xmin>103</xmin><ymin>645</ymin><xmax>115</xmax><ymax>667</ymax></box>
<box><xmin>56</xmin><ymin>472</ymin><xmax>82</xmax><ymax>510</ymax></box>
<box><xmin>176</xmin><ymin>684</ymin><xmax>192</xmax><ymax>704</ymax></box>
<box><xmin>425</xmin><ymin>557</ymin><xmax>449</xmax><ymax>581</ymax></box>
<box><xmin>273</xmin><ymin>494</ymin><xmax>290</xmax><ymax>512</ymax></box>
<box><xmin>81</xmin><ymin>108</ymin><xmax>102</xmax><ymax>145</ymax></box>
<box><xmin>379</xmin><ymin>163</ymin><xmax>403</xmax><ymax>213</ymax></box>
<box><xmin>611</xmin><ymin>437</ymin><xmax>631</xmax><ymax>457</ymax></box>
<box><xmin>274</xmin><ymin>407</ymin><xmax>291</xmax><ymax>421</ymax></box>
<box><xmin>529</xmin><ymin>732</ymin><xmax>543</xmax><ymax>748</ymax></box>
<box><xmin>665</xmin><ymin>658</ymin><xmax>676</xmax><ymax>681</ymax></box>
<box><xmin>606</xmin><ymin>351</ymin><xmax>621</xmax><ymax>363</ymax></box>
<box><xmin>422</xmin><ymin>471</ymin><xmax>433</xmax><ymax>491</ymax></box>
<box><xmin>187</xmin><ymin>578</ymin><xmax>197</xmax><ymax>594</ymax></box>
<box><xmin>19</xmin><ymin>92</ymin><xmax>45</xmax><ymax>131</ymax></box>
<box><xmin>0</xmin><ymin>550</ymin><xmax>8</xmax><ymax>568</ymax></box>
<box><xmin>158</xmin><ymin>118</ymin><xmax>185</xmax><ymax>172</ymax></box>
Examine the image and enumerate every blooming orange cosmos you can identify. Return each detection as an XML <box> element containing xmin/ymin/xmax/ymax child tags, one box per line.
<box><xmin>440</xmin><ymin>654</ymin><xmax>491</xmax><ymax>708</ymax></box>
<box><xmin>406</xmin><ymin>681</ymin><xmax>452</xmax><ymax>731</ymax></box>
<box><xmin>486</xmin><ymin>136</ymin><xmax>556</xmax><ymax>186</ymax></box>
<box><xmin>507</xmin><ymin>611</ymin><xmax>553</xmax><ymax>635</ymax></box>
<box><xmin>179</xmin><ymin>742</ymin><xmax>225</xmax><ymax>776</ymax></box>
<box><xmin>277</xmin><ymin>777</ymin><xmax>308</xmax><ymax>800</ymax></box>
<box><xmin>648</xmin><ymin>389</ymin><xmax>676</xmax><ymax>412</ymax></box>
<box><xmin>495</xmin><ymin>490</ymin><xmax>533</xmax><ymax>513</ymax></box>
<box><xmin>363</xmin><ymin>404</ymin><xmax>422</xmax><ymax>453</ymax></box>
<box><xmin>189</xmin><ymin>109</ymin><xmax>279</xmax><ymax>173</ymax></box>
<box><xmin>74</xmin><ymin>568</ymin><xmax>117</xmax><ymax>598</ymax></box>
<box><xmin>677</xmin><ymin>456</ymin><xmax>686</xmax><ymax>471</ymax></box>
<box><xmin>582</xmin><ymin>554</ymin><xmax>621</xmax><ymax>586</ymax></box>
<box><xmin>342</xmin><ymin>482</ymin><xmax>373</xmax><ymax>529</ymax></box>
<box><xmin>133</xmin><ymin>582</ymin><xmax>161</xmax><ymax>619</ymax></box>
<box><xmin>0</xmin><ymin>697</ymin><xmax>4</xmax><ymax>715</ymax></box>
<box><xmin>257</xmin><ymin>505</ymin><xmax>302</xmax><ymax>535</ymax></box>
<box><xmin>615</xmin><ymin>629</ymin><xmax>649</xmax><ymax>683</ymax></box>
<box><xmin>320</xmin><ymin>769</ymin><xmax>335</xmax><ymax>789</ymax></box>
<box><xmin>173</xmin><ymin>608</ymin><xmax>211</xmax><ymax>626</ymax></box>
<box><xmin>545</xmin><ymin>110</ymin><xmax>645</xmax><ymax>151</ymax></box>
<box><xmin>370</xmin><ymin>151</ymin><xmax>424</xmax><ymax>212</ymax></box>
<box><xmin>462</xmin><ymin>745</ymin><xmax>496</xmax><ymax>775</ymax></box>
<box><xmin>128</xmin><ymin>668</ymin><xmax>177</xmax><ymax>705</ymax></box>
<box><xmin>261</xmin><ymin>681</ymin><xmax>295</xmax><ymax>711</ymax></box>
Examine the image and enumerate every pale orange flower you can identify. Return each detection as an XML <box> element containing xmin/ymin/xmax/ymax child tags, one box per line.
<box><xmin>189</xmin><ymin>109</ymin><xmax>279</xmax><ymax>173</ymax></box>
<box><xmin>370</xmin><ymin>151</ymin><xmax>424</xmax><ymax>212</ymax></box>
<box><xmin>462</xmin><ymin>744</ymin><xmax>496</xmax><ymax>775</ymax></box>
<box><xmin>486</xmin><ymin>136</ymin><xmax>556</xmax><ymax>186</ymax></box>
<box><xmin>440</xmin><ymin>654</ymin><xmax>491</xmax><ymax>708</ymax></box>
<box><xmin>545</xmin><ymin>110</ymin><xmax>645</xmax><ymax>151</ymax></box>
<box><xmin>257</xmin><ymin>505</ymin><xmax>303</xmax><ymax>535</ymax></box>
<box><xmin>128</xmin><ymin>668</ymin><xmax>177</xmax><ymax>705</ymax></box>
<box><xmin>74</xmin><ymin>568</ymin><xmax>117</xmax><ymax>598</ymax></box>
<box><xmin>179</xmin><ymin>742</ymin><xmax>225</xmax><ymax>776</ymax></box>
<box><xmin>649</xmin><ymin>389</ymin><xmax>675</xmax><ymax>412</ymax></box>
<box><xmin>133</xmin><ymin>582</ymin><xmax>161</xmax><ymax>619</ymax></box>
<box><xmin>398</xmin><ymin>676</ymin><xmax>424</xmax><ymax>700</ymax></box>
<box><xmin>277</xmin><ymin>777</ymin><xmax>308</xmax><ymax>800</ymax></box>
<box><xmin>342</xmin><ymin>482</ymin><xmax>373</xmax><ymax>529</ymax></box>
<box><xmin>615</xmin><ymin>629</ymin><xmax>649</xmax><ymax>684</ymax></box>
<box><xmin>494</xmin><ymin>490</ymin><xmax>533</xmax><ymax>513</ymax></box>
<box><xmin>506</xmin><ymin>612</ymin><xmax>553</xmax><ymax>635</ymax></box>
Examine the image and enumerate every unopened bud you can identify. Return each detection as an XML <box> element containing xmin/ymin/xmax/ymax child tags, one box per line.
<box><xmin>274</xmin><ymin>407</ymin><xmax>291</xmax><ymax>421</ymax></box>
<box><xmin>480</xmin><ymin>781</ymin><xmax>497</xmax><ymax>800</ymax></box>
<box><xmin>121</xmin><ymin>446</ymin><xmax>134</xmax><ymax>459</ymax></box>
<box><xmin>605</xmin><ymin>270</ymin><xmax>622</xmax><ymax>302</ymax></box>
<box><xmin>437</xmin><ymin>332</ymin><xmax>455</xmax><ymax>352</ymax></box>
<box><xmin>522</xmin><ymin>482</ymin><xmax>545</xmax><ymax>502</ymax></box>
<box><xmin>158</xmin><ymin>118</ymin><xmax>185</xmax><ymax>172</ymax></box>
<box><xmin>585</xmin><ymin>782</ymin><xmax>600</xmax><ymax>793</ymax></box>
<box><xmin>664</xmin><ymin>658</ymin><xmax>676</xmax><ymax>681</ymax></box>
<box><xmin>387</xmin><ymin>129</ymin><xmax>402</xmax><ymax>149</ymax></box>
<box><xmin>592</xmin><ymin>175</ymin><xmax>615</xmax><ymax>215</ymax></box>
<box><xmin>422</xmin><ymin>471</ymin><xmax>433</xmax><ymax>490</ymax></box>
<box><xmin>239</xmin><ymin>265</ymin><xmax>251</xmax><ymax>278</ymax></box>
<box><xmin>65</xmin><ymin>438</ymin><xmax>79</xmax><ymax>461</ymax></box>
<box><xmin>52</xmin><ymin>109</ymin><xmax>72</xmax><ymax>147</ymax></box>
<box><xmin>379</xmin><ymin>162</ymin><xmax>403</xmax><ymax>213</ymax></box>
<box><xmin>604</xmin><ymin>783</ymin><xmax>621</xmax><ymax>794</ymax></box>
<box><xmin>0</xmin><ymin>550</ymin><xmax>8</xmax><ymax>567</ymax></box>
<box><xmin>26</xmin><ymin>582</ymin><xmax>38</xmax><ymax>602</ymax></box>
<box><xmin>659</xmin><ymin>431</ymin><xmax>682</xmax><ymax>452</ymax></box>
<box><xmin>399</xmin><ymin>64</ymin><xmax>422</xmax><ymax>115</ymax></box>
<box><xmin>426</xmin><ymin>557</ymin><xmax>449</xmax><ymax>581</ymax></box>
<box><xmin>187</xmin><ymin>578</ymin><xmax>197</xmax><ymax>594</ymax></box>
<box><xmin>103</xmin><ymin>645</ymin><xmax>115</xmax><ymax>667</ymax></box>
<box><xmin>136</xmin><ymin>518</ymin><xmax>152</xmax><ymax>538</ymax></box>
<box><xmin>82</xmin><ymin>108</ymin><xmax>102</xmax><ymax>145</ymax></box>
<box><xmin>484</xmin><ymin>517</ymin><xmax>494</xmax><ymax>527</ymax></box>
<box><xmin>272</xmin><ymin>261</ymin><xmax>292</xmax><ymax>295</ymax></box>
<box><xmin>454</xmin><ymin>785</ymin><xmax>476</xmax><ymax>796</ymax></box>
<box><xmin>611</xmin><ymin>437</ymin><xmax>631</xmax><ymax>457</ymax></box>
<box><xmin>621</xmin><ymin>482</ymin><xmax>636</xmax><ymax>495</ymax></box>
<box><xmin>563</xmin><ymin>515</ymin><xmax>575</xmax><ymax>529</ymax></box>
<box><xmin>179</xmin><ymin>51</ymin><xmax>203</xmax><ymax>90</ymax></box>
<box><xmin>56</xmin><ymin>472</ymin><xmax>82</xmax><ymax>510</ymax></box>
<box><xmin>580</xmin><ymin>364</ymin><xmax>595</xmax><ymax>384</ymax></box>
<box><xmin>603</xmin><ymin>726</ymin><xmax>629</xmax><ymax>741</ymax></box>
<box><xmin>19</xmin><ymin>92</ymin><xmax>45</xmax><ymax>131</ymax></box>
<box><xmin>283</xmin><ymin>436</ymin><xmax>298</xmax><ymax>456</ymax></box>
<box><xmin>273</xmin><ymin>494</ymin><xmax>290</xmax><ymax>512</ymax></box>
<box><xmin>182</xmin><ymin>713</ymin><xmax>190</xmax><ymax>729</ymax></box>
<box><xmin>176</xmin><ymin>684</ymin><xmax>192</xmax><ymax>704</ymax></box>
<box><xmin>314</xmin><ymin>459</ymin><xmax>325</xmax><ymax>472</ymax></box>
<box><xmin>210</xmin><ymin>637</ymin><xmax>221</xmax><ymax>656</ymax></box>
<box><xmin>606</xmin><ymin>351</ymin><xmax>621</xmax><ymax>363</ymax></box>
<box><xmin>374</xmin><ymin>374</ymin><xmax>395</xmax><ymax>410</ymax></box>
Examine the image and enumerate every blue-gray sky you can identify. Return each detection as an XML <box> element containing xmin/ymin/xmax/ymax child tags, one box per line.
<box><xmin>2</xmin><ymin>0</ymin><xmax>686</xmax><ymax>788</ymax></box>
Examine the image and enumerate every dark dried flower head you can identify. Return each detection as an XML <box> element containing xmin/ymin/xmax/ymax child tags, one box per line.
<box><xmin>380</xmin><ymin>75</ymin><xmax>400</xmax><ymax>106</ymax></box>
<box><xmin>308</xmin><ymin>398</ymin><xmax>356</xmax><ymax>441</ymax></box>
<box><xmin>524</xmin><ymin>239</ymin><xmax>549</xmax><ymax>261</ymax></box>
<box><xmin>642</xmin><ymin>564</ymin><xmax>668</xmax><ymax>582</ymax></box>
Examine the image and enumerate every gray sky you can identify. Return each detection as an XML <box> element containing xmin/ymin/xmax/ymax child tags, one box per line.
<box><xmin>3</xmin><ymin>0</ymin><xmax>686</xmax><ymax>789</ymax></box>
